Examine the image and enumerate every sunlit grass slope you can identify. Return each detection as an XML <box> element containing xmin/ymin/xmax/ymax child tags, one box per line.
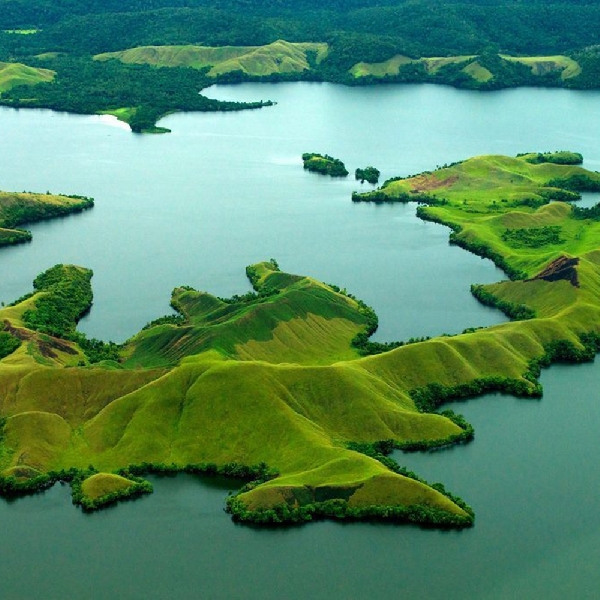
<box><xmin>0</xmin><ymin>61</ymin><xmax>54</xmax><ymax>93</ymax></box>
<box><xmin>81</xmin><ymin>473</ymin><xmax>137</xmax><ymax>499</ymax></box>
<box><xmin>95</xmin><ymin>41</ymin><xmax>328</xmax><ymax>77</ymax></box>
<box><xmin>0</xmin><ymin>190</ymin><xmax>93</xmax><ymax>247</ymax></box>
<box><xmin>350</xmin><ymin>54</ymin><xmax>415</xmax><ymax>77</ymax></box>
<box><xmin>350</xmin><ymin>53</ymin><xmax>581</xmax><ymax>82</ymax></box>
<box><xmin>355</xmin><ymin>153</ymin><xmax>600</xmax><ymax>277</ymax></box>
<box><xmin>123</xmin><ymin>260</ymin><xmax>368</xmax><ymax>367</ymax></box>
<box><xmin>0</xmin><ymin>262</ymin><xmax>470</xmax><ymax>522</ymax></box>
<box><xmin>500</xmin><ymin>55</ymin><xmax>581</xmax><ymax>79</ymax></box>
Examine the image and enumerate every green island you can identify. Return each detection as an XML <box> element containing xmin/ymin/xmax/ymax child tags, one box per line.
<box><xmin>302</xmin><ymin>153</ymin><xmax>349</xmax><ymax>177</ymax></box>
<box><xmin>2</xmin><ymin>1</ymin><xmax>600</xmax><ymax>131</ymax></box>
<box><xmin>355</xmin><ymin>166</ymin><xmax>380</xmax><ymax>184</ymax></box>
<box><xmin>1</xmin><ymin>150</ymin><xmax>599</xmax><ymax>523</ymax></box>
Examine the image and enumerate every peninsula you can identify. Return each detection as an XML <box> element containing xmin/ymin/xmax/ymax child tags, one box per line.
<box><xmin>1</xmin><ymin>152</ymin><xmax>599</xmax><ymax>526</ymax></box>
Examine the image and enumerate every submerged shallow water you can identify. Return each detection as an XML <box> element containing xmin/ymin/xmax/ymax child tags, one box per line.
<box><xmin>1</xmin><ymin>82</ymin><xmax>600</xmax><ymax>598</ymax></box>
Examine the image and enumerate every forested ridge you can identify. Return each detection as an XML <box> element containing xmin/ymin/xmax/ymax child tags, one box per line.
<box><xmin>1</xmin><ymin>0</ymin><xmax>599</xmax><ymax>131</ymax></box>
<box><xmin>2</xmin><ymin>0</ymin><xmax>600</xmax><ymax>57</ymax></box>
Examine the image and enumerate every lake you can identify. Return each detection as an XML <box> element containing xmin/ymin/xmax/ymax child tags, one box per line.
<box><xmin>1</xmin><ymin>82</ymin><xmax>600</xmax><ymax>598</ymax></box>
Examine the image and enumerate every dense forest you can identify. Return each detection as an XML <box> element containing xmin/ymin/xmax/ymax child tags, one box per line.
<box><xmin>1</xmin><ymin>0</ymin><xmax>599</xmax><ymax>130</ymax></box>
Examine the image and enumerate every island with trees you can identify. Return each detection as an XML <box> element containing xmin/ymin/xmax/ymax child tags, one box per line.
<box><xmin>302</xmin><ymin>153</ymin><xmax>349</xmax><ymax>177</ymax></box>
<box><xmin>0</xmin><ymin>151</ymin><xmax>599</xmax><ymax>524</ymax></box>
<box><xmin>355</xmin><ymin>166</ymin><xmax>380</xmax><ymax>184</ymax></box>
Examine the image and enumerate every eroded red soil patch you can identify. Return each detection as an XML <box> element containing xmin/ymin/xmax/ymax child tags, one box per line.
<box><xmin>529</xmin><ymin>256</ymin><xmax>580</xmax><ymax>287</ymax></box>
<box><xmin>410</xmin><ymin>174</ymin><xmax>458</xmax><ymax>192</ymax></box>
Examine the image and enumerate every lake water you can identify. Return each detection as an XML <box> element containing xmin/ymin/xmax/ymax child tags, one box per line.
<box><xmin>1</xmin><ymin>82</ymin><xmax>600</xmax><ymax>598</ymax></box>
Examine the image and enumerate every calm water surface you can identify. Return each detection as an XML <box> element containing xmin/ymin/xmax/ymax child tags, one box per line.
<box><xmin>1</xmin><ymin>83</ymin><xmax>600</xmax><ymax>598</ymax></box>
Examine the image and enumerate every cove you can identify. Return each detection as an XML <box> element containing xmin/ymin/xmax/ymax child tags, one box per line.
<box><xmin>0</xmin><ymin>361</ymin><xmax>598</xmax><ymax>599</ymax></box>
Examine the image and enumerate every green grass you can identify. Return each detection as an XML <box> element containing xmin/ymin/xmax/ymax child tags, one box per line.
<box><xmin>350</xmin><ymin>55</ymin><xmax>474</xmax><ymax>79</ymax></box>
<box><xmin>350</xmin><ymin>54</ymin><xmax>413</xmax><ymax>77</ymax></box>
<box><xmin>0</xmin><ymin>61</ymin><xmax>54</xmax><ymax>93</ymax></box>
<box><xmin>80</xmin><ymin>472</ymin><xmax>138</xmax><ymax>500</ymax></box>
<box><xmin>95</xmin><ymin>41</ymin><xmax>328</xmax><ymax>78</ymax></box>
<box><xmin>350</xmin><ymin>53</ymin><xmax>582</xmax><ymax>83</ymax></box>
<box><xmin>500</xmin><ymin>55</ymin><xmax>581</xmax><ymax>79</ymax></box>
<box><xmin>356</xmin><ymin>154</ymin><xmax>600</xmax><ymax>277</ymax></box>
<box><xmin>98</xmin><ymin>107</ymin><xmax>136</xmax><ymax>123</ymax></box>
<box><xmin>421</xmin><ymin>56</ymin><xmax>474</xmax><ymax>73</ymax></box>
<box><xmin>462</xmin><ymin>61</ymin><xmax>493</xmax><ymax>82</ymax></box>
<box><xmin>123</xmin><ymin>261</ymin><xmax>368</xmax><ymax>367</ymax></box>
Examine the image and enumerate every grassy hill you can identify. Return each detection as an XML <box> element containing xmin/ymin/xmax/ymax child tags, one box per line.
<box><xmin>350</xmin><ymin>53</ymin><xmax>582</xmax><ymax>86</ymax></box>
<box><xmin>123</xmin><ymin>260</ymin><xmax>369</xmax><ymax>367</ymax></box>
<box><xmin>95</xmin><ymin>40</ymin><xmax>328</xmax><ymax>78</ymax></box>
<box><xmin>0</xmin><ymin>61</ymin><xmax>54</xmax><ymax>92</ymax></box>
<box><xmin>0</xmin><ymin>190</ymin><xmax>93</xmax><ymax>248</ymax></box>
<box><xmin>96</xmin><ymin>44</ymin><xmax>587</xmax><ymax>88</ymax></box>
<box><xmin>1</xmin><ymin>153</ymin><xmax>600</xmax><ymax>525</ymax></box>
<box><xmin>500</xmin><ymin>55</ymin><xmax>581</xmax><ymax>80</ymax></box>
<box><xmin>353</xmin><ymin>152</ymin><xmax>600</xmax><ymax>277</ymax></box>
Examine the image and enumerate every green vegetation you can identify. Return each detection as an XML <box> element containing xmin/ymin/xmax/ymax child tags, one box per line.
<box><xmin>501</xmin><ymin>226</ymin><xmax>564</xmax><ymax>249</ymax></box>
<box><xmin>96</xmin><ymin>40</ymin><xmax>328</xmax><ymax>78</ymax></box>
<box><xmin>0</xmin><ymin>190</ymin><xmax>93</xmax><ymax>249</ymax></box>
<box><xmin>74</xmin><ymin>472</ymin><xmax>153</xmax><ymax>510</ymax></box>
<box><xmin>0</xmin><ymin>332</ymin><xmax>20</xmax><ymax>360</ymax></box>
<box><xmin>2</xmin><ymin>1</ymin><xmax>600</xmax><ymax>131</ymax></box>
<box><xmin>22</xmin><ymin>264</ymin><xmax>93</xmax><ymax>337</ymax></box>
<box><xmin>1</xmin><ymin>151</ymin><xmax>600</xmax><ymax>526</ymax></box>
<box><xmin>0</xmin><ymin>55</ymin><xmax>272</xmax><ymax>133</ymax></box>
<box><xmin>0</xmin><ymin>60</ymin><xmax>53</xmax><ymax>92</ymax></box>
<box><xmin>349</xmin><ymin>52</ymin><xmax>591</xmax><ymax>89</ymax></box>
<box><xmin>355</xmin><ymin>166</ymin><xmax>380</xmax><ymax>184</ymax></box>
<box><xmin>302</xmin><ymin>153</ymin><xmax>348</xmax><ymax>177</ymax></box>
<box><xmin>353</xmin><ymin>152</ymin><xmax>600</xmax><ymax>277</ymax></box>
<box><xmin>518</xmin><ymin>151</ymin><xmax>583</xmax><ymax>165</ymax></box>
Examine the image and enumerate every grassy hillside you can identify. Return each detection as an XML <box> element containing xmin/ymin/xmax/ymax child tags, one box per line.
<box><xmin>501</xmin><ymin>55</ymin><xmax>581</xmax><ymax>80</ymax></box>
<box><xmin>96</xmin><ymin>40</ymin><xmax>328</xmax><ymax>77</ymax></box>
<box><xmin>95</xmin><ymin>44</ymin><xmax>588</xmax><ymax>90</ymax></box>
<box><xmin>0</xmin><ymin>190</ymin><xmax>93</xmax><ymax>248</ymax></box>
<box><xmin>350</xmin><ymin>53</ymin><xmax>583</xmax><ymax>86</ymax></box>
<box><xmin>0</xmin><ymin>60</ymin><xmax>54</xmax><ymax>92</ymax></box>
<box><xmin>1</xmin><ymin>153</ymin><xmax>600</xmax><ymax>525</ymax></box>
<box><xmin>353</xmin><ymin>152</ymin><xmax>600</xmax><ymax>277</ymax></box>
<box><xmin>123</xmin><ymin>260</ymin><xmax>369</xmax><ymax>367</ymax></box>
